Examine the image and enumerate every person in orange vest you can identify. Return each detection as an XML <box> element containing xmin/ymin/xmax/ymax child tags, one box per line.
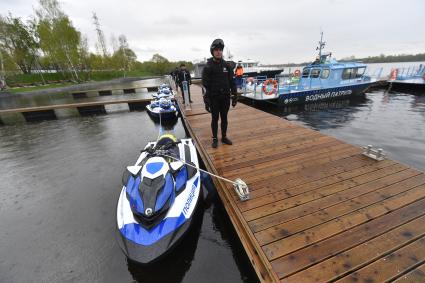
<box><xmin>235</xmin><ymin>62</ymin><xmax>244</xmax><ymax>90</ymax></box>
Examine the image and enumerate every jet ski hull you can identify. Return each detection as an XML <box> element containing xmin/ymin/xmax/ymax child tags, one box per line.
<box><xmin>116</xmin><ymin>138</ymin><xmax>201</xmax><ymax>264</ymax></box>
<box><xmin>146</xmin><ymin>104</ymin><xmax>177</xmax><ymax>120</ymax></box>
<box><xmin>116</xmin><ymin>187</ymin><xmax>202</xmax><ymax>264</ymax></box>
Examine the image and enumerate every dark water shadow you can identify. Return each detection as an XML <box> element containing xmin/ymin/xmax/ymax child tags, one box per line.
<box><xmin>126</xmin><ymin>200</ymin><xmax>205</xmax><ymax>283</ymax></box>
<box><xmin>147</xmin><ymin>112</ymin><xmax>179</xmax><ymax>130</ymax></box>
<box><xmin>241</xmin><ymin>95</ymin><xmax>369</xmax><ymax>131</ymax></box>
<box><xmin>210</xmin><ymin>198</ymin><xmax>260</xmax><ymax>283</ymax></box>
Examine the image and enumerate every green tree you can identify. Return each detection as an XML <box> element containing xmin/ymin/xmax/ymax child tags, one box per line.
<box><xmin>110</xmin><ymin>34</ymin><xmax>137</xmax><ymax>76</ymax></box>
<box><xmin>0</xmin><ymin>14</ymin><xmax>38</xmax><ymax>74</ymax></box>
<box><xmin>35</xmin><ymin>0</ymin><xmax>81</xmax><ymax>80</ymax></box>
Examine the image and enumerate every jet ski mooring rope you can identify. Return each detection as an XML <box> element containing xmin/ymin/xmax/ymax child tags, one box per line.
<box><xmin>161</xmin><ymin>153</ymin><xmax>250</xmax><ymax>201</ymax></box>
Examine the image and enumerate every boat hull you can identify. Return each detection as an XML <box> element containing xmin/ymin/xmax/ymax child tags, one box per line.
<box><xmin>389</xmin><ymin>80</ymin><xmax>425</xmax><ymax>94</ymax></box>
<box><xmin>278</xmin><ymin>82</ymin><xmax>373</xmax><ymax>105</ymax></box>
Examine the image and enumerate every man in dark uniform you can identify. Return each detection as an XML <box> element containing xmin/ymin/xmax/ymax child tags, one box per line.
<box><xmin>170</xmin><ymin>66</ymin><xmax>179</xmax><ymax>89</ymax></box>
<box><xmin>177</xmin><ymin>63</ymin><xmax>192</xmax><ymax>103</ymax></box>
<box><xmin>202</xmin><ymin>39</ymin><xmax>237</xmax><ymax>148</ymax></box>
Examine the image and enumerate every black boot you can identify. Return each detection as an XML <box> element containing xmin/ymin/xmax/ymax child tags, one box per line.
<box><xmin>221</xmin><ymin>136</ymin><xmax>233</xmax><ymax>145</ymax></box>
<box><xmin>212</xmin><ymin>138</ymin><xmax>218</xmax><ymax>148</ymax></box>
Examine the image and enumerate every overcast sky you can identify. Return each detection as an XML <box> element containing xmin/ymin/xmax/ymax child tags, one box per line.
<box><xmin>2</xmin><ymin>0</ymin><xmax>424</xmax><ymax>64</ymax></box>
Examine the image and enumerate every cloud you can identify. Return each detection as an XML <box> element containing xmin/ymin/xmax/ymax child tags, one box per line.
<box><xmin>2</xmin><ymin>0</ymin><xmax>425</xmax><ymax>63</ymax></box>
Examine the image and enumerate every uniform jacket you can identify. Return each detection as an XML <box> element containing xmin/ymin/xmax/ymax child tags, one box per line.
<box><xmin>202</xmin><ymin>58</ymin><xmax>237</xmax><ymax>97</ymax></box>
<box><xmin>177</xmin><ymin>69</ymin><xmax>191</xmax><ymax>86</ymax></box>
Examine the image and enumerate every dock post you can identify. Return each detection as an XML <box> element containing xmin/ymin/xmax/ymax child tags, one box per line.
<box><xmin>182</xmin><ymin>81</ymin><xmax>191</xmax><ymax>110</ymax></box>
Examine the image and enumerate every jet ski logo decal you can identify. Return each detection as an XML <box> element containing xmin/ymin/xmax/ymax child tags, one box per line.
<box><xmin>183</xmin><ymin>177</ymin><xmax>199</xmax><ymax>216</ymax></box>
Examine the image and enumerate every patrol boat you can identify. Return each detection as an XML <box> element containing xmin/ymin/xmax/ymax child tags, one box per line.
<box><xmin>242</xmin><ymin>32</ymin><xmax>375</xmax><ymax>105</ymax></box>
<box><xmin>116</xmin><ymin>134</ymin><xmax>202</xmax><ymax>264</ymax></box>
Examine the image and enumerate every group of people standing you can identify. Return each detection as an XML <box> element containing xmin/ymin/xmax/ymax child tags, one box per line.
<box><xmin>171</xmin><ymin>39</ymin><xmax>242</xmax><ymax>149</ymax></box>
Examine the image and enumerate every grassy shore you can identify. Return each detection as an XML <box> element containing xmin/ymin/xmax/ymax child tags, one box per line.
<box><xmin>6</xmin><ymin>82</ymin><xmax>77</xmax><ymax>93</ymax></box>
<box><xmin>1</xmin><ymin>70</ymin><xmax>156</xmax><ymax>94</ymax></box>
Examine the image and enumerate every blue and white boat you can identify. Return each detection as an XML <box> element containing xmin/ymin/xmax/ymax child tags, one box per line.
<box><xmin>388</xmin><ymin>64</ymin><xmax>425</xmax><ymax>93</ymax></box>
<box><xmin>146</xmin><ymin>97</ymin><xmax>178</xmax><ymax>120</ymax></box>
<box><xmin>242</xmin><ymin>33</ymin><xmax>375</xmax><ymax>105</ymax></box>
<box><xmin>116</xmin><ymin>134</ymin><xmax>202</xmax><ymax>264</ymax></box>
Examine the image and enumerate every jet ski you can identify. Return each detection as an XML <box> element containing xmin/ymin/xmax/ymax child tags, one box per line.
<box><xmin>152</xmin><ymin>85</ymin><xmax>174</xmax><ymax>99</ymax></box>
<box><xmin>146</xmin><ymin>97</ymin><xmax>177</xmax><ymax>120</ymax></box>
<box><xmin>116</xmin><ymin>134</ymin><xmax>202</xmax><ymax>264</ymax></box>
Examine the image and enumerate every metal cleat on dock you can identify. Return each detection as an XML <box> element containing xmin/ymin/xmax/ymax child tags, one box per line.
<box><xmin>234</xmin><ymin>178</ymin><xmax>250</xmax><ymax>201</ymax></box>
<box><xmin>362</xmin><ymin>145</ymin><xmax>386</xmax><ymax>161</ymax></box>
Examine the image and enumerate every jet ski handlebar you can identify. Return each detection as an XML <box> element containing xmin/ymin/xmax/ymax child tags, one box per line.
<box><xmin>139</xmin><ymin>142</ymin><xmax>250</xmax><ymax>201</ymax></box>
<box><xmin>141</xmin><ymin>141</ymin><xmax>181</xmax><ymax>155</ymax></box>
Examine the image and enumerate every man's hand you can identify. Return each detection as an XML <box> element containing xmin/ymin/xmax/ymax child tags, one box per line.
<box><xmin>231</xmin><ymin>94</ymin><xmax>237</xmax><ymax>107</ymax></box>
<box><xmin>203</xmin><ymin>94</ymin><xmax>211</xmax><ymax>113</ymax></box>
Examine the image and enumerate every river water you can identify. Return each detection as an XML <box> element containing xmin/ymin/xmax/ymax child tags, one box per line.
<box><xmin>0</xmin><ymin>80</ymin><xmax>259</xmax><ymax>282</ymax></box>
<box><xmin>0</xmin><ymin>111</ymin><xmax>258</xmax><ymax>282</ymax></box>
<box><xmin>0</xmin><ymin>75</ymin><xmax>424</xmax><ymax>282</ymax></box>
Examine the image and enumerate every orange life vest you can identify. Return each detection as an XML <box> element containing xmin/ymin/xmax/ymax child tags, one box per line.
<box><xmin>235</xmin><ymin>67</ymin><xmax>244</xmax><ymax>77</ymax></box>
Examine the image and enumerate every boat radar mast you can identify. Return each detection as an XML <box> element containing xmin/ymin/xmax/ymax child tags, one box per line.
<box><xmin>316</xmin><ymin>32</ymin><xmax>326</xmax><ymax>59</ymax></box>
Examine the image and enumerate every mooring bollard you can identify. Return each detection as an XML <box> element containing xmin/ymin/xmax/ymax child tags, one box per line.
<box><xmin>182</xmin><ymin>81</ymin><xmax>191</xmax><ymax>110</ymax></box>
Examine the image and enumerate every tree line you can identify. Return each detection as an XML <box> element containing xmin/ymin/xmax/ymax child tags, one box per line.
<box><xmin>340</xmin><ymin>53</ymin><xmax>425</xmax><ymax>63</ymax></box>
<box><xmin>0</xmin><ymin>0</ymin><xmax>192</xmax><ymax>87</ymax></box>
<box><xmin>265</xmin><ymin>53</ymin><xmax>425</xmax><ymax>68</ymax></box>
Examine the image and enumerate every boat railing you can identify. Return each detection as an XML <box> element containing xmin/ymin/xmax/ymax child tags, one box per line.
<box><xmin>395</xmin><ymin>65</ymin><xmax>423</xmax><ymax>79</ymax></box>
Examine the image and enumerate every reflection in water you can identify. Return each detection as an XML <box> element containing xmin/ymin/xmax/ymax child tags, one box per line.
<box><xmin>246</xmin><ymin>96</ymin><xmax>368</xmax><ymax>131</ymax></box>
<box><xmin>147</xmin><ymin>112</ymin><xmax>179</xmax><ymax>130</ymax></box>
<box><xmin>211</xmin><ymin>199</ymin><xmax>260</xmax><ymax>283</ymax></box>
<box><xmin>286</xmin><ymin>97</ymin><xmax>369</xmax><ymax>131</ymax></box>
<box><xmin>127</xmin><ymin>201</ymin><xmax>204</xmax><ymax>283</ymax></box>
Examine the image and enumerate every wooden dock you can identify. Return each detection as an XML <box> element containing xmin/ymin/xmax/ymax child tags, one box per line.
<box><xmin>0</xmin><ymin>97</ymin><xmax>152</xmax><ymax>123</ymax></box>
<box><xmin>176</xmin><ymin>85</ymin><xmax>425</xmax><ymax>282</ymax></box>
<box><xmin>0</xmin><ymin>97</ymin><xmax>152</xmax><ymax>115</ymax></box>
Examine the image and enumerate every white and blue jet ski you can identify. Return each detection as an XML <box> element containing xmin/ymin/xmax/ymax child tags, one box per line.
<box><xmin>146</xmin><ymin>97</ymin><xmax>177</xmax><ymax>120</ymax></box>
<box><xmin>152</xmin><ymin>84</ymin><xmax>174</xmax><ymax>100</ymax></box>
<box><xmin>116</xmin><ymin>134</ymin><xmax>202</xmax><ymax>264</ymax></box>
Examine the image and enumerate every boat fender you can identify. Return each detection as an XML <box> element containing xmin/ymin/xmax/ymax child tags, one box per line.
<box><xmin>390</xmin><ymin>69</ymin><xmax>397</xmax><ymax>80</ymax></box>
<box><xmin>262</xmin><ymin>79</ymin><xmax>277</xmax><ymax>95</ymax></box>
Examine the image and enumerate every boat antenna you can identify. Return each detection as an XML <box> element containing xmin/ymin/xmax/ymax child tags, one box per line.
<box><xmin>156</xmin><ymin>109</ymin><xmax>163</xmax><ymax>141</ymax></box>
<box><xmin>316</xmin><ymin>31</ymin><xmax>326</xmax><ymax>59</ymax></box>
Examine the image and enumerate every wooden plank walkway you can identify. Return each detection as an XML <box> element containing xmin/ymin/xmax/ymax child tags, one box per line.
<box><xmin>176</xmin><ymin>84</ymin><xmax>425</xmax><ymax>282</ymax></box>
<box><xmin>0</xmin><ymin>97</ymin><xmax>152</xmax><ymax>114</ymax></box>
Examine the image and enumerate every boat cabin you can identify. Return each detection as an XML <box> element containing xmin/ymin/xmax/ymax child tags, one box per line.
<box><xmin>297</xmin><ymin>54</ymin><xmax>369</xmax><ymax>90</ymax></box>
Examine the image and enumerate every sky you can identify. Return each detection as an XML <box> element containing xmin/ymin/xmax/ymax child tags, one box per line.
<box><xmin>1</xmin><ymin>0</ymin><xmax>424</xmax><ymax>64</ymax></box>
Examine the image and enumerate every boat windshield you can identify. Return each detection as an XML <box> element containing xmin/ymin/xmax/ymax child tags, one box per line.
<box><xmin>321</xmin><ymin>68</ymin><xmax>330</xmax><ymax>79</ymax></box>
<box><xmin>302</xmin><ymin>68</ymin><xmax>310</xmax><ymax>78</ymax></box>
<box><xmin>356</xmin><ymin>67</ymin><xmax>366</xmax><ymax>77</ymax></box>
<box><xmin>342</xmin><ymin>67</ymin><xmax>366</xmax><ymax>80</ymax></box>
<box><xmin>310</xmin><ymin>68</ymin><xmax>321</xmax><ymax>78</ymax></box>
